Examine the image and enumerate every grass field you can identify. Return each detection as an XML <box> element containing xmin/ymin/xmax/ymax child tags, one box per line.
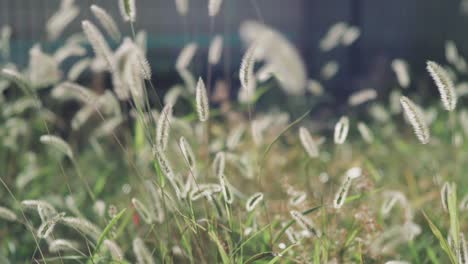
<box><xmin>1</xmin><ymin>0</ymin><xmax>468</xmax><ymax>263</ymax></box>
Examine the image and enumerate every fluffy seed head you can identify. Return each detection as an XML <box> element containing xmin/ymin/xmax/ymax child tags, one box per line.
<box><xmin>299</xmin><ymin>126</ymin><xmax>319</xmax><ymax>158</ymax></box>
<box><xmin>81</xmin><ymin>20</ymin><xmax>114</xmax><ymax>71</ymax></box>
<box><xmin>212</xmin><ymin>152</ymin><xmax>226</xmax><ymax>178</ymax></box>
<box><xmin>49</xmin><ymin>239</ymin><xmax>78</xmax><ymax>252</ymax></box>
<box><xmin>290</xmin><ymin>210</ymin><xmax>321</xmax><ymax>237</ymax></box>
<box><xmin>40</xmin><ymin>135</ymin><xmax>74</xmax><ymax>159</ymax></box>
<box><xmin>119</xmin><ymin>0</ymin><xmax>136</xmax><ymax>22</ymax></box>
<box><xmin>208</xmin><ymin>35</ymin><xmax>223</xmax><ymax>65</ymax></box>
<box><xmin>246</xmin><ymin>192</ymin><xmax>264</xmax><ymax>212</ymax></box>
<box><xmin>196</xmin><ymin>77</ymin><xmax>209</xmax><ymax>122</ymax></box>
<box><xmin>156</xmin><ymin>104</ymin><xmax>173</xmax><ymax>151</ymax></box>
<box><xmin>208</xmin><ymin>0</ymin><xmax>223</xmax><ymax>17</ymax></box>
<box><xmin>175</xmin><ymin>0</ymin><xmax>189</xmax><ymax>16</ymax></box>
<box><xmin>391</xmin><ymin>59</ymin><xmax>410</xmax><ymax>88</ymax></box>
<box><xmin>357</xmin><ymin>122</ymin><xmax>374</xmax><ymax>143</ymax></box>
<box><xmin>179</xmin><ymin>136</ymin><xmax>196</xmax><ymax>169</ymax></box>
<box><xmin>132</xmin><ymin>198</ymin><xmax>153</xmax><ymax>224</ymax></box>
<box><xmin>0</xmin><ymin>206</ymin><xmax>17</xmax><ymax>222</ymax></box>
<box><xmin>219</xmin><ymin>174</ymin><xmax>234</xmax><ymax>204</ymax></box>
<box><xmin>176</xmin><ymin>42</ymin><xmax>197</xmax><ymax>70</ymax></box>
<box><xmin>400</xmin><ymin>96</ymin><xmax>430</xmax><ymax>144</ymax></box>
<box><xmin>239</xmin><ymin>43</ymin><xmax>257</xmax><ymax>91</ymax></box>
<box><xmin>133</xmin><ymin>237</ymin><xmax>155</xmax><ymax>264</ymax></box>
<box><xmin>427</xmin><ymin>61</ymin><xmax>457</xmax><ymax>111</ymax></box>
<box><xmin>334</xmin><ymin>116</ymin><xmax>349</xmax><ymax>144</ymax></box>
<box><xmin>90</xmin><ymin>5</ymin><xmax>121</xmax><ymax>42</ymax></box>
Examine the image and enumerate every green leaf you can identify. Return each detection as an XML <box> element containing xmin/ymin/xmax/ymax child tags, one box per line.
<box><xmin>209</xmin><ymin>230</ymin><xmax>231</xmax><ymax>264</ymax></box>
<box><xmin>422</xmin><ymin>211</ymin><xmax>457</xmax><ymax>264</ymax></box>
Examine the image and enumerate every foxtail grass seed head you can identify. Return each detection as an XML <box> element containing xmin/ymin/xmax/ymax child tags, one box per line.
<box><xmin>119</xmin><ymin>0</ymin><xmax>136</xmax><ymax>22</ymax></box>
<box><xmin>179</xmin><ymin>137</ymin><xmax>196</xmax><ymax>169</ymax></box>
<box><xmin>246</xmin><ymin>192</ymin><xmax>264</xmax><ymax>212</ymax></box>
<box><xmin>104</xmin><ymin>240</ymin><xmax>124</xmax><ymax>261</ymax></box>
<box><xmin>299</xmin><ymin>126</ymin><xmax>319</xmax><ymax>158</ymax></box>
<box><xmin>190</xmin><ymin>184</ymin><xmax>222</xmax><ymax>201</ymax></box>
<box><xmin>37</xmin><ymin>219</ymin><xmax>58</xmax><ymax>239</ymax></box>
<box><xmin>341</xmin><ymin>26</ymin><xmax>360</xmax><ymax>46</ymax></box>
<box><xmin>40</xmin><ymin>135</ymin><xmax>74</xmax><ymax>160</ymax></box>
<box><xmin>196</xmin><ymin>77</ymin><xmax>209</xmax><ymax>122</ymax></box>
<box><xmin>213</xmin><ymin>152</ymin><xmax>226</xmax><ymax>178</ymax></box>
<box><xmin>208</xmin><ymin>35</ymin><xmax>223</xmax><ymax>65</ymax></box>
<box><xmin>459</xmin><ymin>233</ymin><xmax>468</xmax><ymax>264</ymax></box>
<box><xmin>133</xmin><ymin>237</ymin><xmax>155</xmax><ymax>264</ymax></box>
<box><xmin>208</xmin><ymin>0</ymin><xmax>223</xmax><ymax>17</ymax></box>
<box><xmin>175</xmin><ymin>0</ymin><xmax>189</xmax><ymax>16</ymax></box>
<box><xmin>219</xmin><ymin>174</ymin><xmax>234</xmax><ymax>204</ymax></box>
<box><xmin>176</xmin><ymin>42</ymin><xmax>197</xmax><ymax>70</ymax></box>
<box><xmin>400</xmin><ymin>96</ymin><xmax>430</xmax><ymax>144</ymax></box>
<box><xmin>1</xmin><ymin>68</ymin><xmax>31</xmax><ymax>94</ymax></box>
<box><xmin>68</xmin><ymin>58</ymin><xmax>91</xmax><ymax>81</ymax></box>
<box><xmin>348</xmin><ymin>88</ymin><xmax>377</xmax><ymax>106</ymax></box>
<box><xmin>0</xmin><ymin>206</ymin><xmax>17</xmax><ymax>222</ymax></box>
<box><xmin>334</xmin><ymin>116</ymin><xmax>349</xmax><ymax>144</ymax></box>
<box><xmin>156</xmin><ymin>104</ymin><xmax>173</xmax><ymax>151</ymax></box>
<box><xmin>290</xmin><ymin>210</ymin><xmax>321</xmax><ymax>237</ymax></box>
<box><xmin>132</xmin><ymin>198</ymin><xmax>153</xmax><ymax>224</ymax></box>
<box><xmin>391</xmin><ymin>59</ymin><xmax>410</xmax><ymax>88</ymax></box>
<box><xmin>333</xmin><ymin>168</ymin><xmax>361</xmax><ymax>209</ymax></box>
<box><xmin>357</xmin><ymin>122</ymin><xmax>374</xmax><ymax>143</ymax></box>
<box><xmin>90</xmin><ymin>5</ymin><xmax>121</xmax><ymax>42</ymax></box>
<box><xmin>48</xmin><ymin>239</ymin><xmax>78</xmax><ymax>252</ymax></box>
<box><xmin>60</xmin><ymin>217</ymin><xmax>101</xmax><ymax>241</ymax></box>
<box><xmin>153</xmin><ymin>147</ymin><xmax>175</xmax><ymax>180</ymax></box>
<box><xmin>441</xmin><ymin>181</ymin><xmax>451</xmax><ymax>212</ymax></box>
<box><xmin>239</xmin><ymin>42</ymin><xmax>257</xmax><ymax>91</ymax></box>
<box><xmin>427</xmin><ymin>60</ymin><xmax>457</xmax><ymax>111</ymax></box>
<box><xmin>81</xmin><ymin>20</ymin><xmax>114</xmax><ymax>71</ymax></box>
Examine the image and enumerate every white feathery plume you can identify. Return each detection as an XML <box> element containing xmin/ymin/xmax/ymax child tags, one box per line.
<box><xmin>82</xmin><ymin>20</ymin><xmax>114</xmax><ymax>71</ymax></box>
<box><xmin>60</xmin><ymin>217</ymin><xmax>101</xmax><ymax>241</ymax></box>
<box><xmin>103</xmin><ymin>240</ymin><xmax>124</xmax><ymax>261</ymax></box>
<box><xmin>441</xmin><ymin>181</ymin><xmax>451</xmax><ymax>212</ymax></box>
<box><xmin>156</xmin><ymin>104</ymin><xmax>173</xmax><ymax>151</ymax></box>
<box><xmin>357</xmin><ymin>122</ymin><xmax>374</xmax><ymax>143</ymax></box>
<box><xmin>133</xmin><ymin>237</ymin><xmax>155</xmax><ymax>264</ymax></box>
<box><xmin>46</xmin><ymin>3</ymin><xmax>79</xmax><ymax>42</ymax></box>
<box><xmin>1</xmin><ymin>68</ymin><xmax>31</xmax><ymax>94</ymax></box>
<box><xmin>208</xmin><ymin>35</ymin><xmax>223</xmax><ymax>65</ymax></box>
<box><xmin>427</xmin><ymin>60</ymin><xmax>457</xmax><ymax>111</ymax></box>
<box><xmin>298</xmin><ymin>127</ymin><xmax>319</xmax><ymax>158</ymax></box>
<box><xmin>219</xmin><ymin>174</ymin><xmax>234</xmax><ymax>204</ymax></box>
<box><xmin>319</xmin><ymin>22</ymin><xmax>348</xmax><ymax>52</ymax></box>
<box><xmin>348</xmin><ymin>88</ymin><xmax>377</xmax><ymax>106</ymax></box>
<box><xmin>212</xmin><ymin>152</ymin><xmax>226</xmax><ymax>178</ymax></box>
<box><xmin>0</xmin><ymin>206</ymin><xmax>17</xmax><ymax>222</ymax></box>
<box><xmin>68</xmin><ymin>58</ymin><xmax>91</xmax><ymax>81</ymax></box>
<box><xmin>179</xmin><ymin>136</ymin><xmax>196</xmax><ymax>170</ymax></box>
<box><xmin>152</xmin><ymin>147</ymin><xmax>175</xmax><ymax>181</ymax></box>
<box><xmin>306</xmin><ymin>79</ymin><xmax>324</xmax><ymax>96</ymax></box>
<box><xmin>91</xmin><ymin>5</ymin><xmax>121</xmax><ymax>42</ymax></box>
<box><xmin>391</xmin><ymin>59</ymin><xmax>410</xmax><ymax>88</ymax></box>
<box><xmin>53</xmin><ymin>44</ymin><xmax>86</xmax><ymax>64</ymax></box>
<box><xmin>246</xmin><ymin>192</ymin><xmax>264</xmax><ymax>212</ymax></box>
<box><xmin>445</xmin><ymin>41</ymin><xmax>458</xmax><ymax>65</ymax></box>
<box><xmin>176</xmin><ymin>42</ymin><xmax>198</xmax><ymax>70</ymax></box>
<box><xmin>321</xmin><ymin>60</ymin><xmax>339</xmax><ymax>80</ymax></box>
<box><xmin>239</xmin><ymin>42</ymin><xmax>257</xmax><ymax>91</ymax></box>
<box><xmin>119</xmin><ymin>0</ymin><xmax>136</xmax><ymax>22</ymax></box>
<box><xmin>195</xmin><ymin>77</ymin><xmax>209</xmax><ymax>122</ymax></box>
<box><xmin>208</xmin><ymin>0</ymin><xmax>223</xmax><ymax>17</ymax></box>
<box><xmin>334</xmin><ymin>116</ymin><xmax>349</xmax><ymax>144</ymax></box>
<box><xmin>40</xmin><ymin>135</ymin><xmax>74</xmax><ymax>159</ymax></box>
<box><xmin>333</xmin><ymin>167</ymin><xmax>362</xmax><ymax>209</ymax></box>
<box><xmin>28</xmin><ymin>45</ymin><xmax>61</xmax><ymax>88</ymax></box>
<box><xmin>400</xmin><ymin>96</ymin><xmax>430</xmax><ymax>144</ymax></box>
<box><xmin>49</xmin><ymin>239</ymin><xmax>78</xmax><ymax>252</ymax></box>
<box><xmin>341</xmin><ymin>26</ymin><xmax>360</xmax><ymax>46</ymax></box>
<box><xmin>131</xmin><ymin>198</ymin><xmax>153</xmax><ymax>224</ymax></box>
<box><xmin>175</xmin><ymin>0</ymin><xmax>189</xmax><ymax>16</ymax></box>
<box><xmin>190</xmin><ymin>184</ymin><xmax>222</xmax><ymax>201</ymax></box>
<box><xmin>290</xmin><ymin>210</ymin><xmax>321</xmax><ymax>237</ymax></box>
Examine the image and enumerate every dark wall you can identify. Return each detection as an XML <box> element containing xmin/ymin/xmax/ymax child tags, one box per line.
<box><xmin>0</xmin><ymin>0</ymin><xmax>466</xmax><ymax>93</ymax></box>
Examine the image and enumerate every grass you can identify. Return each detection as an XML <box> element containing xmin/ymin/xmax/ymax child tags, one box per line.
<box><xmin>0</xmin><ymin>1</ymin><xmax>468</xmax><ymax>264</ymax></box>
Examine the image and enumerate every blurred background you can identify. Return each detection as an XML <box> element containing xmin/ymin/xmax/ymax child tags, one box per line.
<box><xmin>0</xmin><ymin>0</ymin><xmax>467</xmax><ymax>105</ymax></box>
